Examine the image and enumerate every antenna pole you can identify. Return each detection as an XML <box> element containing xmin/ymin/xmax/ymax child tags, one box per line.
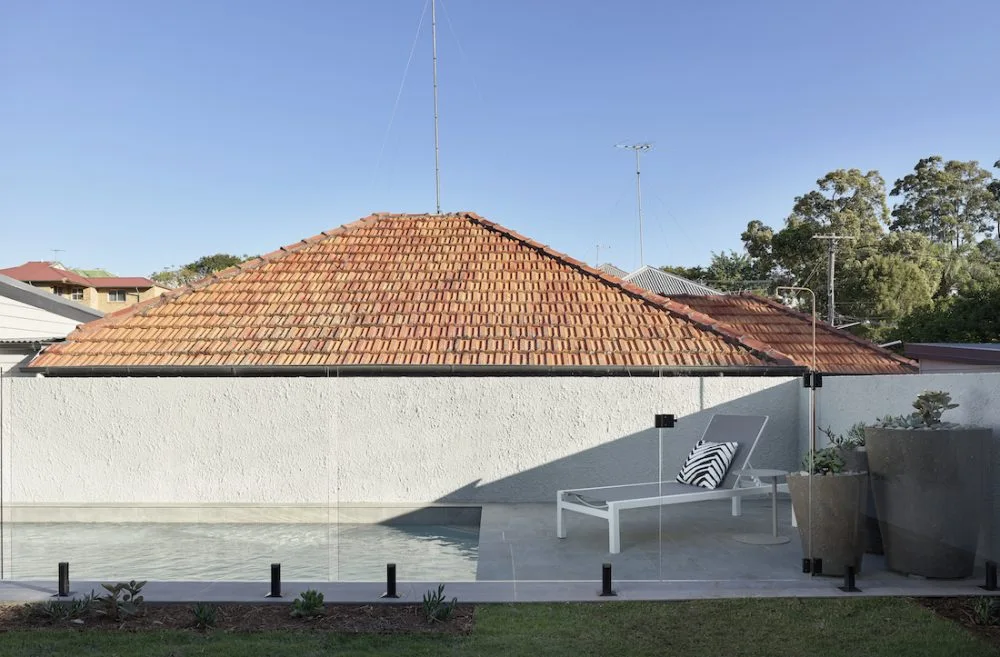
<box><xmin>616</xmin><ymin>143</ymin><xmax>653</xmax><ymax>267</ymax></box>
<box><xmin>431</xmin><ymin>0</ymin><xmax>441</xmax><ymax>214</ymax></box>
<box><xmin>595</xmin><ymin>244</ymin><xmax>610</xmax><ymax>267</ymax></box>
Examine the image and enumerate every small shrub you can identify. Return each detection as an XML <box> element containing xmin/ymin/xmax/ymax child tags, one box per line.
<box><xmin>801</xmin><ymin>446</ymin><xmax>845</xmax><ymax>475</ymax></box>
<box><xmin>97</xmin><ymin>580</ymin><xmax>146</xmax><ymax>621</ymax></box>
<box><xmin>971</xmin><ymin>597</ymin><xmax>999</xmax><ymax>625</ymax></box>
<box><xmin>421</xmin><ymin>584</ymin><xmax>458</xmax><ymax>623</ymax></box>
<box><xmin>26</xmin><ymin>590</ymin><xmax>98</xmax><ymax>623</ymax></box>
<box><xmin>290</xmin><ymin>589</ymin><xmax>325</xmax><ymax>618</ymax></box>
<box><xmin>192</xmin><ymin>603</ymin><xmax>218</xmax><ymax>629</ymax></box>
<box><xmin>26</xmin><ymin>600</ymin><xmax>69</xmax><ymax>622</ymax></box>
<box><xmin>68</xmin><ymin>590</ymin><xmax>99</xmax><ymax>619</ymax></box>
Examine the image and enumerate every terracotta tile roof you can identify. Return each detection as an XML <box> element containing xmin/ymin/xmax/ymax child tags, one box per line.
<box><xmin>668</xmin><ymin>293</ymin><xmax>917</xmax><ymax>375</ymax></box>
<box><xmin>28</xmin><ymin>213</ymin><xmax>802</xmax><ymax>373</ymax></box>
<box><xmin>0</xmin><ymin>262</ymin><xmax>92</xmax><ymax>287</ymax></box>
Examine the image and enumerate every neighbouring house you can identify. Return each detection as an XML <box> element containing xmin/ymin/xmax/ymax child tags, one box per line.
<box><xmin>624</xmin><ymin>265</ymin><xmax>722</xmax><ymax>296</ymax></box>
<box><xmin>597</xmin><ymin>263</ymin><xmax>721</xmax><ymax>296</ymax></box>
<box><xmin>904</xmin><ymin>343</ymin><xmax>1000</xmax><ymax>374</ymax></box>
<box><xmin>0</xmin><ymin>261</ymin><xmax>167</xmax><ymax>314</ymax></box>
<box><xmin>596</xmin><ymin>263</ymin><xmax>628</xmax><ymax>278</ymax></box>
<box><xmin>26</xmin><ymin>212</ymin><xmax>804</xmax><ymax>375</ymax></box>
<box><xmin>0</xmin><ymin>273</ymin><xmax>103</xmax><ymax>376</ymax></box>
<box><xmin>669</xmin><ymin>293</ymin><xmax>916</xmax><ymax>375</ymax></box>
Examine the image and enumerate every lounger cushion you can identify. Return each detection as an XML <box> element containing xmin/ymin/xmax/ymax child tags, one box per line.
<box><xmin>676</xmin><ymin>439</ymin><xmax>738</xmax><ymax>489</ymax></box>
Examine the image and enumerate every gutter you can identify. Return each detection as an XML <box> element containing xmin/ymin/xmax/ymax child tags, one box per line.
<box><xmin>21</xmin><ymin>364</ymin><xmax>809</xmax><ymax>378</ymax></box>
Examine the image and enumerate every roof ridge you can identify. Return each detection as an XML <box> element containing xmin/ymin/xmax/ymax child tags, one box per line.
<box><xmin>463</xmin><ymin>213</ymin><xmax>798</xmax><ymax>367</ymax></box>
<box><xmin>738</xmin><ymin>292</ymin><xmax>917</xmax><ymax>370</ymax></box>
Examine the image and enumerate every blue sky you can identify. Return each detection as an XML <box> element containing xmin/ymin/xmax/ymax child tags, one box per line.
<box><xmin>2</xmin><ymin>0</ymin><xmax>998</xmax><ymax>276</ymax></box>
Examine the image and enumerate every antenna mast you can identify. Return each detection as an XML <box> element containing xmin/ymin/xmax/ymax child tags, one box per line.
<box><xmin>431</xmin><ymin>0</ymin><xmax>441</xmax><ymax>214</ymax></box>
<box><xmin>616</xmin><ymin>143</ymin><xmax>653</xmax><ymax>266</ymax></box>
<box><xmin>595</xmin><ymin>244</ymin><xmax>611</xmax><ymax>267</ymax></box>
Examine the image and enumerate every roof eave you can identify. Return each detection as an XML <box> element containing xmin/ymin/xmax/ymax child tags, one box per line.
<box><xmin>22</xmin><ymin>363</ymin><xmax>808</xmax><ymax>378</ymax></box>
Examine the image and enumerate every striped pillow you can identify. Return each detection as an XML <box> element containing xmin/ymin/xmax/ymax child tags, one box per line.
<box><xmin>676</xmin><ymin>440</ymin><xmax>739</xmax><ymax>489</ymax></box>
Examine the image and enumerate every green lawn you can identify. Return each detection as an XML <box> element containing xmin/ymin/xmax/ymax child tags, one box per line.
<box><xmin>1</xmin><ymin>598</ymin><xmax>996</xmax><ymax>657</ymax></box>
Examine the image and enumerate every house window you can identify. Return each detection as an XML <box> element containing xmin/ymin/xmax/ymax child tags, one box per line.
<box><xmin>54</xmin><ymin>286</ymin><xmax>84</xmax><ymax>300</ymax></box>
<box><xmin>108</xmin><ymin>290</ymin><xmax>128</xmax><ymax>303</ymax></box>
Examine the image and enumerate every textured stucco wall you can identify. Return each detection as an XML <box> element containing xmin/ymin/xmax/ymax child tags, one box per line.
<box><xmin>3</xmin><ymin>376</ymin><xmax>801</xmax><ymax>507</ymax></box>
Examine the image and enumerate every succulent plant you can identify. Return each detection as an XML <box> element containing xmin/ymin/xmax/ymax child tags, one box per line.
<box><xmin>801</xmin><ymin>446</ymin><xmax>845</xmax><ymax>475</ymax></box>
<box><xmin>871</xmin><ymin>391</ymin><xmax>961</xmax><ymax>430</ymax></box>
<box><xmin>819</xmin><ymin>422</ymin><xmax>867</xmax><ymax>448</ymax></box>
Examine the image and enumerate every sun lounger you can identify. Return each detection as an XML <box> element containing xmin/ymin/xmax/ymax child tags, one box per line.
<box><xmin>556</xmin><ymin>414</ymin><xmax>778</xmax><ymax>553</ymax></box>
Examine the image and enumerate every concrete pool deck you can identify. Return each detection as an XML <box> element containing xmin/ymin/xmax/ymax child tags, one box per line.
<box><xmin>0</xmin><ymin>498</ymin><xmax>992</xmax><ymax>603</ymax></box>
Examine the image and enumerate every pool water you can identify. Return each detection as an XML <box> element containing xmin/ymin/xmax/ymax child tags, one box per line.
<box><xmin>6</xmin><ymin>523</ymin><xmax>480</xmax><ymax>582</ymax></box>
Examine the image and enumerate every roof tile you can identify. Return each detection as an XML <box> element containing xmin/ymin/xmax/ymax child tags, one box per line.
<box><xmin>29</xmin><ymin>213</ymin><xmax>802</xmax><ymax>372</ymax></box>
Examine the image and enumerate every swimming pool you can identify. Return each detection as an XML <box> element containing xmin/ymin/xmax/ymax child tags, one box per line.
<box><xmin>5</xmin><ymin>522</ymin><xmax>480</xmax><ymax>582</ymax></box>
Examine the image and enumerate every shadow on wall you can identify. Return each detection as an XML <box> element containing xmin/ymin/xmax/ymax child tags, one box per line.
<box><xmin>390</xmin><ymin>380</ymin><xmax>802</xmax><ymax>506</ymax></box>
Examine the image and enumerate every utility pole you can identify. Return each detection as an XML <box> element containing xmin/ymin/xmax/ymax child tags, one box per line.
<box><xmin>431</xmin><ymin>0</ymin><xmax>441</xmax><ymax>214</ymax></box>
<box><xmin>616</xmin><ymin>143</ymin><xmax>653</xmax><ymax>267</ymax></box>
<box><xmin>812</xmin><ymin>235</ymin><xmax>855</xmax><ymax>325</ymax></box>
<box><xmin>595</xmin><ymin>244</ymin><xmax>611</xmax><ymax>267</ymax></box>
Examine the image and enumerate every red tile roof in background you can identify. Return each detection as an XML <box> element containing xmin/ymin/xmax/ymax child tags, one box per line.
<box><xmin>0</xmin><ymin>262</ymin><xmax>157</xmax><ymax>289</ymax></box>
<box><xmin>87</xmin><ymin>277</ymin><xmax>159</xmax><ymax>288</ymax></box>
<box><xmin>29</xmin><ymin>212</ymin><xmax>801</xmax><ymax>371</ymax></box>
<box><xmin>0</xmin><ymin>262</ymin><xmax>93</xmax><ymax>286</ymax></box>
<box><xmin>668</xmin><ymin>293</ymin><xmax>916</xmax><ymax>375</ymax></box>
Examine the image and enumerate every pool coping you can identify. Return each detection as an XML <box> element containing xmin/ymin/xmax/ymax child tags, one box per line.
<box><xmin>1</xmin><ymin>577</ymin><xmax>995</xmax><ymax>604</ymax></box>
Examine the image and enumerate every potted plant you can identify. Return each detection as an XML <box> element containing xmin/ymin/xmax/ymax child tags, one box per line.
<box><xmin>787</xmin><ymin>447</ymin><xmax>867</xmax><ymax>576</ymax></box>
<box><xmin>865</xmin><ymin>391</ymin><xmax>992</xmax><ymax>579</ymax></box>
<box><xmin>819</xmin><ymin>423</ymin><xmax>883</xmax><ymax>555</ymax></box>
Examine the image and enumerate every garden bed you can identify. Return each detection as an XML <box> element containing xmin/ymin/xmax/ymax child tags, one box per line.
<box><xmin>0</xmin><ymin>602</ymin><xmax>474</xmax><ymax>634</ymax></box>
<box><xmin>919</xmin><ymin>597</ymin><xmax>1000</xmax><ymax>646</ymax></box>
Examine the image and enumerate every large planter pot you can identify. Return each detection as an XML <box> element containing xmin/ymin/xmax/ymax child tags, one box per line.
<box><xmin>835</xmin><ymin>447</ymin><xmax>883</xmax><ymax>555</ymax></box>
<box><xmin>787</xmin><ymin>472</ymin><xmax>867</xmax><ymax>577</ymax></box>
<box><xmin>865</xmin><ymin>427</ymin><xmax>991</xmax><ymax>579</ymax></box>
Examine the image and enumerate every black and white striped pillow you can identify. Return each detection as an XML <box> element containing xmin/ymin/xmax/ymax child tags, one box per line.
<box><xmin>676</xmin><ymin>440</ymin><xmax>739</xmax><ymax>489</ymax></box>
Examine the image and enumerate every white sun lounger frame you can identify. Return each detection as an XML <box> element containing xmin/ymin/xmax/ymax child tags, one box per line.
<box><xmin>556</xmin><ymin>414</ymin><xmax>786</xmax><ymax>554</ymax></box>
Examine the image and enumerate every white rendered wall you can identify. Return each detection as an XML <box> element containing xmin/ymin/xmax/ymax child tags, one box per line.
<box><xmin>2</xmin><ymin>376</ymin><xmax>801</xmax><ymax>509</ymax></box>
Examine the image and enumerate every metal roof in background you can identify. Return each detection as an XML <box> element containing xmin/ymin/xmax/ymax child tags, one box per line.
<box><xmin>624</xmin><ymin>266</ymin><xmax>722</xmax><ymax>296</ymax></box>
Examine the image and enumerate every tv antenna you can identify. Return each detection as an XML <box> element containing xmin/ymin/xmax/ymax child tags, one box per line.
<box><xmin>50</xmin><ymin>249</ymin><xmax>65</xmax><ymax>263</ymax></box>
<box><xmin>615</xmin><ymin>143</ymin><xmax>653</xmax><ymax>266</ymax></box>
<box><xmin>595</xmin><ymin>244</ymin><xmax>611</xmax><ymax>267</ymax></box>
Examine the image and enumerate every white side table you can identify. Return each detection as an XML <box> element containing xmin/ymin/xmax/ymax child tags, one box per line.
<box><xmin>732</xmin><ymin>468</ymin><xmax>790</xmax><ymax>545</ymax></box>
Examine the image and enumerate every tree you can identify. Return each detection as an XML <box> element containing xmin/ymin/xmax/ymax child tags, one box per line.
<box><xmin>889</xmin><ymin>156</ymin><xmax>1000</xmax><ymax>248</ymax></box>
<box><xmin>150</xmin><ymin>253</ymin><xmax>254</xmax><ymax>289</ymax></box>
<box><xmin>740</xmin><ymin>169</ymin><xmax>890</xmax><ymax>319</ymax></box>
<box><xmin>990</xmin><ymin>159</ymin><xmax>1000</xmax><ymax>237</ymax></box>
<box><xmin>894</xmin><ymin>288</ymin><xmax>1000</xmax><ymax>343</ymax></box>
<box><xmin>185</xmin><ymin>253</ymin><xmax>249</xmax><ymax>278</ymax></box>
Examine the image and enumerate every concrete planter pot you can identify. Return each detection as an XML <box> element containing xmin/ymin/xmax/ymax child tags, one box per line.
<box><xmin>864</xmin><ymin>427</ymin><xmax>991</xmax><ymax>579</ymax></box>
<box><xmin>834</xmin><ymin>447</ymin><xmax>883</xmax><ymax>555</ymax></box>
<box><xmin>787</xmin><ymin>472</ymin><xmax>867</xmax><ymax>577</ymax></box>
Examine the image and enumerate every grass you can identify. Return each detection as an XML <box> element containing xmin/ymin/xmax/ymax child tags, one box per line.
<box><xmin>0</xmin><ymin>598</ymin><xmax>996</xmax><ymax>657</ymax></box>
